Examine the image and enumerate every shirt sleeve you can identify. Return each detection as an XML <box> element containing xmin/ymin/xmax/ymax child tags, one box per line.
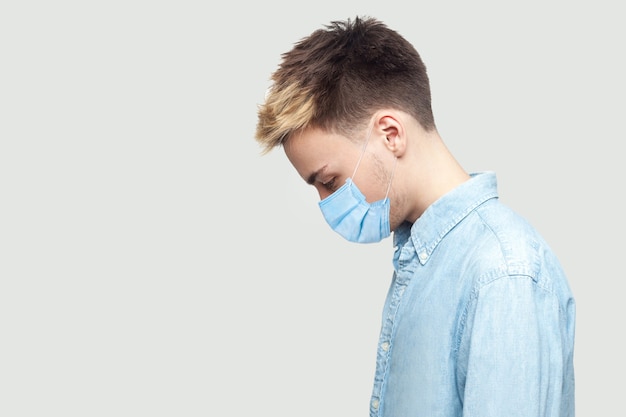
<box><xmin>455</xmin><ymin>275</ymin><xmax>572</xmax><ymax>417</ymax></box>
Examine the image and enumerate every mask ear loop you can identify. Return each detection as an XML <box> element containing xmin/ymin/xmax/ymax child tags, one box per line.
<box><xmin>351</xmin><ymin>124</ymin><xmax>375</xmax><ymax>181</ymax></box>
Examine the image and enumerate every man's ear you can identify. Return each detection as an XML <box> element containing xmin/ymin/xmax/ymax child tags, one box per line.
<box><xmin>375</xmin><ymin>111</ymin><xmax>407</xmax><ymax>158</ymax></box>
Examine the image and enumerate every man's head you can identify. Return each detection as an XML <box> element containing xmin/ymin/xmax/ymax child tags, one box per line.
<box><xmin>255</xmin><ymin>17</ymin><xmax>468</xmax><ymax>241</ymax></box>
<box><xmin>255</xmin><ymin>16</ymin><xmax>436</xmax><ymax>154</ymax></box>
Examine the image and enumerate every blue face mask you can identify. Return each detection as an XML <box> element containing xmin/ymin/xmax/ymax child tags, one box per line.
<box><xmin>318</xmin><ymin>128</ymin><xmax>397</xmax><ymax>244</ymax></box>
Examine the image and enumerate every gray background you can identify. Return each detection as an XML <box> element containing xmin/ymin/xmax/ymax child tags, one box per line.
<box><xmin>1</xmin><ymin>1</ymin><xmax>623</xmax><ymax>415</ymax></box>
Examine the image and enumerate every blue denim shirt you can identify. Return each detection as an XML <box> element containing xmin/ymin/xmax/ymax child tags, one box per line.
<box><xmin>370</xmin><ymin>172</ymin><xmax>575</xmax><ymax>417</ymax></box>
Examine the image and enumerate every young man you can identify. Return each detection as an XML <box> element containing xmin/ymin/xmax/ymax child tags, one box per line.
<box><xmin>255</xmin><ymin>16</ymin><xmax>575</xmax><ymax>417</ymax></box>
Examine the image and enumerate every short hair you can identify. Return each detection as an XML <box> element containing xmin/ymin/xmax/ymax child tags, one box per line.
<box><xmin>255</xmin><ymin>16</ymin><xmax>435</xmax><ymax>154</ymax></box>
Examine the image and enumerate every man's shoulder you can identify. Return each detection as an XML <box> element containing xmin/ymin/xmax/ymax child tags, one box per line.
<box><xmin>465</xmin><ymin>200</ymin><xmax>569</xmax><ymax>294</ymax></box>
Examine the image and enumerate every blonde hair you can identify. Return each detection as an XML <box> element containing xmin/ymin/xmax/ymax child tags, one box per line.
<box><xmin>256</xmin><ymin>83</ymin><xmax>316</xmax><ymax>154</ymax></box>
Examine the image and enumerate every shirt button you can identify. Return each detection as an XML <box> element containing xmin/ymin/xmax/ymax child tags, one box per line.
<box><xmin>381</xmin><ymin>342</ymin><xmax>390</xmax><ymax>351</ymax></box>
<box><xmin>371</xmin><ymin>399</ymin><xmax>379</xmax><ymax>409</ymax></box>
<box><xmin>419</xmin><ymin>252</ymin><xmax>428</xmax><ymax>261</ymax></box>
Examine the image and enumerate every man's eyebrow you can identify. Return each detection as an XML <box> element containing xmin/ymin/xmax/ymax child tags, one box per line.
<box><xmin>306</xmin><ymin>165</ymin><xmax>327</xmax><ymax>185</ymax></box>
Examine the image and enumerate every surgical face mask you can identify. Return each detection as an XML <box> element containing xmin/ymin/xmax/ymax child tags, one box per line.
<box><xmin>318</xmin><ymin>127</ymin><xmax>397</xmax><ymax>244</ymax></box>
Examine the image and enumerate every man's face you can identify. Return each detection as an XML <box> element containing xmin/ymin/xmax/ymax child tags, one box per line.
<box><xmin>284</xmin><ymin>126</ymin><xmax>393</xmax><ymax>204</ymax></box>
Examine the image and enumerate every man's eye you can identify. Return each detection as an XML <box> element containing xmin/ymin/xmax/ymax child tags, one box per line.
<box><xmin>323</xmin><ymin>178</ymin><xmax>337</xmax><ymax>191</ymax></box>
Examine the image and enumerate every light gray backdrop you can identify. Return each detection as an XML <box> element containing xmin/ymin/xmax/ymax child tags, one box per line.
<box><xmin>1</xmin><ymin>1</ymin><xmax>623</xmax><ymax>416</ymax></box>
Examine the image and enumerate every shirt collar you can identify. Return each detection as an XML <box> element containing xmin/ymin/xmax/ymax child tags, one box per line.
<box><xmin>393</xmin><ymin>171</ymin><xmax>499</xmax><ymax>265</ymax></box>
